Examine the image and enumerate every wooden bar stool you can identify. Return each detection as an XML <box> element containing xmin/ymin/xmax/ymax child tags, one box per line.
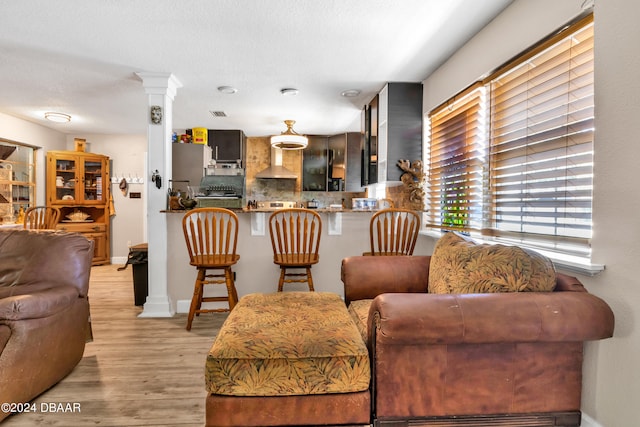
<box><xmin>182</xmin><ymin>208</ymin><xmax>240</xmax><ymax>331</ymax></box>
<box><xmin>268</xmin><ymin>208</ymin><xmax>322</xmax><ymax>292</ymax></box>
<box><xmin>364</xmin><ymin>208</ymin><xmax>420</xmax><ymax>256</ymax></box>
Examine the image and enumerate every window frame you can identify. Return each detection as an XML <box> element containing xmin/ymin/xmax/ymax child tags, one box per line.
<box><xmin>425</xmin><ymin>14</ymin><xmax>596</xmax><ymax>265</ymax></box>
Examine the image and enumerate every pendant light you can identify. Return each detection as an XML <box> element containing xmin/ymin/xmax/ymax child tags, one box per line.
<box><xmin>270</xmin><ymin>120</ymin><xmax>308</xmax><ymax>150</ymax></box>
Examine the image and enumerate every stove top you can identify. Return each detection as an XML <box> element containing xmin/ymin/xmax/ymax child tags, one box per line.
<box><xmin>255</xmin><ymin>201</ymin><xmax>297</xmax><ymax>210</ymax></box>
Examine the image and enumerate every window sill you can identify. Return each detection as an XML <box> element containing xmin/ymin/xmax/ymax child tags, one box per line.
<box><xmin>419</xmin><ymin>230</ymin><xmax>605</xmax><ymax>277</ymax></box>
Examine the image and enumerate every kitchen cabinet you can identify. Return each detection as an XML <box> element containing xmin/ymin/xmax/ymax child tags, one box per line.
<box><xmin>302</xmin><ymin>136</ymin><xmax>328</xmax><ymax>191</ymax></box>
<box><xmin>362</xmin><ymin>82</ymin><xmax>422</xmax><ymax>185</ymax></box>
<box><xmin>328</xmin><ymin>134</ymin><xmax>345</xmax><ymax>191</ymax></box>
<box><xmin>47</xmin><ymin>150</ymin><xmax>111</xmax><ymax>265</ymax></box>
<box><xmin>208</xmin><ymin>130</ymin><xmax>245</xmax><ymax>165</ymax></box>
<box><xmin>366</xmin><ymin>94</ymin><xmax>379</xmax><ymax>185</ymax></box>
<box><xmin>344</xmin><ymin>132</ymin><xmax>364</xmax><ymax>192</ymax></box>
<box><xmin>0</xmin><ymin>141</ymin><xmax>35</xmax><ymax>223</ymax></box>
<box><xmin>328</xmin><ymin>132</ymin><xmax>363</xmax><ymax>192</ymax></box>
<box><xmin>303</xmin><ymin>133</ymin><xmax>363</xmax><ymax>192</ymax></box>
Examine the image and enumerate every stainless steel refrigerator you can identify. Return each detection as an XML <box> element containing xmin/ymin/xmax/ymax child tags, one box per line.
<box><xmin>171</xmin><ymin>143</ymin><xmax>212</xmax><ymax>192</ymax></box>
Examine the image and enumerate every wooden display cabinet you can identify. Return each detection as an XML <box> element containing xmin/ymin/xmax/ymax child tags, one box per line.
<box><xmin>46</xmin><ymin>150</ymin><xmax>111</xmax><ymax>265</ymax></box>
<box><xmin>0</xmin><ymin>140</ymin><xmax>36</xmax><ymax>224</ymax></box>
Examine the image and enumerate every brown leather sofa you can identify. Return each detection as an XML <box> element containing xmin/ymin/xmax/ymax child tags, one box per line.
<box><xmin>0</xmin><ymin>229</ymin><xmax>93</xmax><ymax>421</ymax></box>
<box><xmin>342</xmin><ymin>255</ymin><xmax>615</xmax><ymax>427</ymax></box>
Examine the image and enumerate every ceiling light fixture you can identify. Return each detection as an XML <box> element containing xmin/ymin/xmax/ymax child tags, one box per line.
<box><xmin>217</xmin><ymin>86</ymin><xmax>238</xmax><ymax>94</ymax></box>
<box><xmin>44</xmin><ymin>112</ymin><xmax>71</xmax><ymax>123</ymax></box>
<box><xmin>341</xmin><ymin>89</ymin><xmax>361</xmax><ymax>98</ymax></box>
<box><xmin>270</xmin><ymin>120</ymin><xmax>308</xmax><ymax>150</ymax></box>
<box><xmin>280</xmin><ymin>88</ymin><xmax>299</xmax><ymax>96</ymax></box>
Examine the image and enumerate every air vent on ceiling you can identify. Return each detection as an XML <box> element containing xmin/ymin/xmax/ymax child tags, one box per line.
<box><xmin>209</xmin><ymin>110</ymin><xmax>227</xmax><ymax>117</ymax></box>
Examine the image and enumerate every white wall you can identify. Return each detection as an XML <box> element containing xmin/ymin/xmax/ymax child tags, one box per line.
<box><xmin>587</xmin><ymin>0</ymin><xmax>640</xmax><ymax>424</ymax></box>
<box><xmin>420</xmin><ymin>0</ymin><xmax>639</xmax><ymax>425</ymax></box>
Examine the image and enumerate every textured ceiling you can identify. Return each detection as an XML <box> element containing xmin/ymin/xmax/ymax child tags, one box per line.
<box><xmin>0</xmin><ymin>0</ymin><xmax>513</xmax><ymax>137</ymax></box>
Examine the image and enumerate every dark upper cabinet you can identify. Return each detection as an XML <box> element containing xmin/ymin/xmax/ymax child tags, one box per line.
<box><xmin>341</xmin><ymin>132</ymin><xmax>364</xmax><ymax>192</ymax></box>
<box><xmin>207</xmin><ymin>130</ymin><xmax>246</xmax><ymax>164</ymax></box>
<box><xmin>345</xmin><ymin>132</ymin><xmax>364</xmax><ymax>192</ymax></box>
<box><xmin>361</xmin><ymin>106</ymin><xmax>369</xmax><ymax>187</ymax></box>
<box><xmin>368</xmin><ymin>94</ymin><xmax>379</xmax><ymax>184</ymax></box>
<box><xmin>328</xmin><ymin>134</ymin><xmax>345</xmax><ymax>191</ymax></box>
<box><xmin>303</xmin><ymin>133</ymin><xmax>363</xmax><ymax>192</ymax></box>
<box><xmin>302</xmin><ymin>136</ymin><xmax>328</xmax><ymax>191</ymax></box>
<box><xmin>362</xmin><ymin>83</ymin><xmax>423</xmax><ymax>184</ymax></box>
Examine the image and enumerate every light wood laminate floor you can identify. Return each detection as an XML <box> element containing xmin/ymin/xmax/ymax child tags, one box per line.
<box><xmin>3</xmin><ymin>264</ymin><xmax>227</xmax><ymax>427</ymax></box>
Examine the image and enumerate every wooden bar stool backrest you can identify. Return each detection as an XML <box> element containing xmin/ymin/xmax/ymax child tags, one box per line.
<box><xmin>181</xmin><ymin>208</ymin><xmax>240</xmax><ymax>331</ymax></box>
<box><xmin>268</xmin><ymin>208</ymin><xmax>322</xmax><ymax>291</ymax></box>
<box><xmin>182</xmin><ymin>208</ymin><xmax>239</xmax><ymax>266</ymax></box>
<box><xmin>24</xmin><ymin>206</ymin><xmax>60</xmax><ymax>230</ymax></box>
<box><xmin>367</xmin><ymin>208</ymin><xmax>420</xmax><ymax>256</ymax></box>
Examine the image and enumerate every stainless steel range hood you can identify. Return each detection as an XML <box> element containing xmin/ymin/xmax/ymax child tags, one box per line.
<box><xmin>255</xmin><ymin>147</ymin><xmax>297</xmax><ymax>179</ymax></box>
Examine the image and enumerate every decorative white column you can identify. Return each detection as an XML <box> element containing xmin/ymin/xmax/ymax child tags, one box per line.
<box><xmin>136</xmin><ymin>72</ymin><xmax>182</xmax><ymax>318</ymax></box>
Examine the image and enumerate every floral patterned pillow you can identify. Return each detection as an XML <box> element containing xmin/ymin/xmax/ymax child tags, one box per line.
<box><xmin>428</xmin><ymin>232</ymin><xmax>556</xmax><ymax>294</ymax></box>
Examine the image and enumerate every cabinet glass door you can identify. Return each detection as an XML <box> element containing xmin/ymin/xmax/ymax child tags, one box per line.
<box><xmin>328</xmin><ymin>134</ymin><xmax>346</xmax><ymax>191</ymax></box>
<box><xmin>83</xmin><ymin>159</ymin><xmax>104</xmax><ymax>202</ymax></box>
<box><xmin>54</xmin><ymin>157</ymin><xmax>78</xmax><ymax>203</ymax></box>
<box><xmin>302</xmin><ymin>136</ymin><xmax>328</xmax><ymax>191</ymax></box>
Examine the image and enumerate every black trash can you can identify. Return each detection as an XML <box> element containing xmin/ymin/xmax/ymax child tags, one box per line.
<box><xmin>118</xmin><ymin>243</ymin><xmax>148</xmax><ymax>306</ymax></box>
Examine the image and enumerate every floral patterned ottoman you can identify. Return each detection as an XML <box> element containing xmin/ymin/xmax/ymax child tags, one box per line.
<box><xmin>205</xmin><ymin>292</ymin><xmax>371</xmax><ymax>427</ymax></box>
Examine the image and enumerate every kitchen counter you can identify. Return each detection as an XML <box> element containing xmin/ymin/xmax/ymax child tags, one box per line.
<box><xmin>162</xmin><ymin>208</ymin><xmax>386</xmax><ymax>213</ymax></box>
<box><xmin>162</xmin><ymin>207</ymin><xmax>388</xmax><ymax>236</ymax></box>
<box><xmin>163</xmin><ymin>210</ymin><xmax>429</xmax><ymax>314</ymax></box>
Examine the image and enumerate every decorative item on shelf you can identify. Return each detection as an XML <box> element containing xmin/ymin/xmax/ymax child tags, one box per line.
<box><xmin>168</xmin><ymin>192</ymin><xmax>180</xmax><ymax>210</ymax></box>
<box><xmin>66</xmin><ymin>210</ymin><xmax>91</xmax><ymax>222</ymax></box>
<box><xmin>192</xmin><ymin>128</ymin><xmax>207</xmax><ymax>145</ymax></box>
<box><xmin>167</xmin><ymin>180</ymin><xmax>189</xmax><ymax>211</ymax></box>
<box><xmin>270</xmin><ymin>120</ymin><xmax>308</xmax><ymax>150</ymax></box>
<box><xmin>352</xmin><ymin>198</ymin><xmax>377</xmax><ymax>211</ymax></box>
<box><xmin>74</xmin><ymin>138</ymin><xmax>86</xmax><ymax>152</ymax></box>
<box><xmin>179</xmin><ymin>195</ymin><xmax>197</xmax><ymax>210</ymax></box>
<box><xmin>397</xmin><ymin>159</ymin><xmax>425</xmax><ymax>211</ymax></box>
<box><xmin>17</xmin><ymin>206</ymin><xmax>25</xmax><ymax>224</ymax></box>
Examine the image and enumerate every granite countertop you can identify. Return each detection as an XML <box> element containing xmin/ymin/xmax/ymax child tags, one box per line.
<box><xmin>162</xmin><ymin>208</ymin><xmax>379</xmax><ymax>214</ymax></box>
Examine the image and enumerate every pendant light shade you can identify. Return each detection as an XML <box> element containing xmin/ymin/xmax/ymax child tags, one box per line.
<box><xmin>270</xmin><ymin>120</ymin><xmax>308</xmax><ymax>150</ymax></box>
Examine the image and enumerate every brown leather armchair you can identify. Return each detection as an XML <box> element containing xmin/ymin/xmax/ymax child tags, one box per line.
<box><xmin>342</xmin><ymin>255</ymin><xmax>615</xmax><ymax>427</ymax></box>
<box><xmin>0</xmin><ymin>229</ymin><xmax>93</xmax><ymax>421</ymax></box>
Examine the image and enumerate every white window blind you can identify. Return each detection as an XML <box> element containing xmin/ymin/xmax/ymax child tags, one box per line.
<box><xmin>426</xmin><ymin>85</ymin><xmax>486</xmax><ymax>231</ymax></box>
<box><xmin>487</xmin><ymin>18</ymin><xmax>594</xmax><ymax>254</ymax></box>
<box><xmin>425</xmin><ymin>15</ymin><xmax>594</xmax><ymax>256</ymax></box>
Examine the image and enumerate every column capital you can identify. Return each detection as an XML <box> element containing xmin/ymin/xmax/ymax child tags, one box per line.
<box><xmin>136</xmin><ymin>72</ymin><xmax>183</xmax><ymax>100</ymax></box>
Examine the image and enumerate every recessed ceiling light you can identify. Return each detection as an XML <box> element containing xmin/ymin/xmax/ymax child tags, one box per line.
<box><xmin>341</xmin><ymin>89</ymin><xmax>361</xmax><ymax>98</ymax></box>
<box><xmin>44</xmin><ymin>112</ymin><xmax>71</xmax><ymax>123</ymax></box>
<box><xmin>280</xmin><ymin>88</ymin><xmax>299</xmax><ymax>96</ymax></box>
<box><xmin>217</xmin><ymin>86</ymin><xmax>238</xmax><ymax>94</ymax></box>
